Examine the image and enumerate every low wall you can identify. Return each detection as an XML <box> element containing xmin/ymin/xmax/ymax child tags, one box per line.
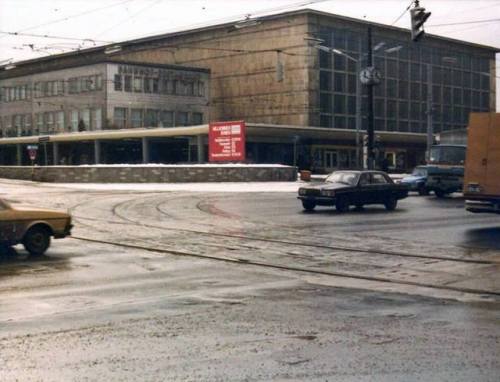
<box><xmin>0</xmin><ymin>165</ymin><xmax>297</xmax><ymax>183</ymax></box>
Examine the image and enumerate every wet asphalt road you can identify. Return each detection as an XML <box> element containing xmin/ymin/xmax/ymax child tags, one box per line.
<box><xmin>0</xmin><ymin>179</ymin><xmax>499</xmax><ymax>381</ymax></box>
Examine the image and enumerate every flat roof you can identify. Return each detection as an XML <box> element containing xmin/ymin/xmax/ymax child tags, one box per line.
<box><xmin>1</xmin><ymin>8</ymin><xmax>498</xmax><ymax>74</ymax></box>
<box><xmin>0</xmin><ymin>124</ymin><xmax>427</xmax><ymax>145</ymax></box>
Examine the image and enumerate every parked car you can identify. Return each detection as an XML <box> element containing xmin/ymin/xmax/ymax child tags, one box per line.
<box><xmin>298</xmin><ymin>170</ymin><xmax>408</xmax><ymax>212</ymax></box>
<box><xmin>400</xmin><ymin>166</ymin><xmax>429</xmax><ymax>195</ymax></box>
<box><xmin>0</xmin><ymin>198</ymin><xmax>72</xmax><ymax>256</ymax></box>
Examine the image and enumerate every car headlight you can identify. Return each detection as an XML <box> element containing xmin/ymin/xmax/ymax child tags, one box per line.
<box><xmin>298</xmin><ymin>188</ymin><xmax>306</xmax><ymax>195</ymax></box>
<box><xmin>321</xmin><ymin>189</ymin><xmax>335</xmax><ymax>197</ymax></box>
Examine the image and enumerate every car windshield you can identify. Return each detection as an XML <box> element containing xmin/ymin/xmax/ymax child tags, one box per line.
<box><xmin>412</xmin><ymin>167</ymin><xmax>427</xmax><ymax>176</ymax></box>
<box><xmin>325</xmin><ymin>172</ymin><xmax>359</xmax><ymax>185</ymax></box>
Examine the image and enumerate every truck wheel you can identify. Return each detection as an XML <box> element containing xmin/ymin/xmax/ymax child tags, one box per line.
<box><xmin>302</xmin><ymin>200</ymin><xmax>316</xmax><ymax>211</ymax></box>
<box><xmin>23</xmin><ymin>226</ymin><xmax>51</xmax><ymax>256</ymax></box>
<box><xmin>336</xmin><ymin>196</ymin><xmax>350</xmax><ymax>212</ymax></box>
<box><xmin>384</xmin><ymin>196</ymin><xmax>398</xmax><ymax>211</ymax></box>
<box><xmin>434</xmin><ymin>189</ymin><xmax>447</xmax><ymax>198</ymax></box>
<box><xmin>418</xmin><ymin>184</ymin><xmax>429</xmax><ymax>196</ymax></box>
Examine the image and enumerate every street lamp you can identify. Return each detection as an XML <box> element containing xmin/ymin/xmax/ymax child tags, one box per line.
<box><xmin>311</xmin><ymin>41</ymin><xmax>403</xmax><ymax>169</ymax></box>
<box><xmin>313</xmin><ymin>44</ymin><xmax>363</xmax><ymax>169</ymax></box>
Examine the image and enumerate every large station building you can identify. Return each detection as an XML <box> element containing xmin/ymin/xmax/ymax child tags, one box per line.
<box><xmin>0</xmin><ymin>9</ymin><xmax>497</xmax><ymax>172</ymax></box>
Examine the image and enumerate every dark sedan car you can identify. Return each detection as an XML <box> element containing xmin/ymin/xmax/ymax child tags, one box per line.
<box><xmin>298</xmin><ymin>170</ymin><xmax>408</xmax><ymax>212</ymax></box>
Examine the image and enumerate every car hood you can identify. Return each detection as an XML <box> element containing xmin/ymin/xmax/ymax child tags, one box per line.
<box><xmin>10</xmin><ymin>206</ymin><xmax>71</xmax><ymax>220</ymax></box>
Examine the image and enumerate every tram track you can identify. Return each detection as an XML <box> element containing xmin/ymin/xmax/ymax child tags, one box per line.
<box><xmin>70</xmin><ymin>235</ymin><xmax>500</xmax><ymax>298</ymax></box>
<box><xmin>66</xmin><ymin>193</ymin><xmax>498</xmax><ymax>266</ymax></box>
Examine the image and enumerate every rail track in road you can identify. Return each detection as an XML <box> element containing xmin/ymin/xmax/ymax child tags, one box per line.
<box><xmin>62</xmin><ymin>192</ymin><xmax>500</xmax><ymax>297</ymax></box>
<box><xmin>70</xmin><ymin>235</ymin><xmax>500</xmax><ymax>298</ymax></box>
<box><xmin>68</xmin><ymin>194</ymin><xmax>497</xmax><ymax>266</ymax></box>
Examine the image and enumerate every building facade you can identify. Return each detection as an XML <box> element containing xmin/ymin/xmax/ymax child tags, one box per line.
<box><xmin>0</xmin><ymin>61</ymin><xmax>210</xmax><ymax>137</ymax></box>
<box><xmin>0</xmin><ymin>9</ymin><xmax>497</xmax><ymax>171</ymax></box>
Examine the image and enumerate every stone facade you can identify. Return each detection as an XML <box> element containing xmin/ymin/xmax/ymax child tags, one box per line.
<box><xmin>0</xmin><ymin>165</ymin><xmax>297</xmax><ymax>183</ymax></box>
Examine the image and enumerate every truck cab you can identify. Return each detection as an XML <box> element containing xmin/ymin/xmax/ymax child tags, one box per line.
<box><xmin>426</xmin><ymin>144</ymin><xmax>466</xmax><ymax>197</ymax></box>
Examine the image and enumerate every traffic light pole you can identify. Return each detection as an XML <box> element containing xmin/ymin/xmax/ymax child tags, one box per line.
<box><xmin>366</xmin><ymin>26</ymin><xmax>375</xmax><ymax>170</ymax></box>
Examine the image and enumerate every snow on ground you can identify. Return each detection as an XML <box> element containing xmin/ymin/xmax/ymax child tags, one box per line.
<box><xmin>47</xmin><ymin>181</ymin><xmax>305</xmax><ymax>193</ymax></box>
<box><xmin>52</xmin><ymin>163</ymin><xmax>291</xmax><ymax>168</ymax></box>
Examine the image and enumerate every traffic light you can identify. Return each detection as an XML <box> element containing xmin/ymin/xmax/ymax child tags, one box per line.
<box><xmin>410</xmin><ymin>6</ymin><xmax>431</xmax><ymax>42</ymax></box>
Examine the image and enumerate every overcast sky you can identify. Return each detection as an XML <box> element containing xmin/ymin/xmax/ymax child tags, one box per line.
<box><xmin>1</xmin><ymin>0</ymin><xmax>499</xmax><ymax>106</ymax></box>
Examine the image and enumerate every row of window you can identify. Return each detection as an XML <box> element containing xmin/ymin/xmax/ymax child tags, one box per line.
<box><xmin>320</xmin><ymin>92</ymin><xmax>489</xmax><ymax>121</ymax></box>
<box><xmin>319</xmin><ymin>27</ymin><xmax>491</xmax><ymax>73</ymax></box>
<box><xmin>0</xmin><ymin>108</ymin><xmax>102</xmax><ymax>137</ymax></box>
<box><xmin>319</xmin><ymin>114</ymin><xmax>468</xmax><ymax>134</ymax></box>
<box><xmin>320</xmin><ymin>67</ymin><xmax>490</xmax><ymax>95</ymax></box>
<box><xmin>112</xmin><ymin>107</ymin><xmax>204</xmax><ymax>129</ymax></box>
<box><xmin>113</xmin><ymin>74</ymin><xmax>206</xmax><ymax>97</ymax></box>
<box><xmin>0</xmin><ymin>75</ymin><xmax>104</xmax><ymax>103</ymax></box>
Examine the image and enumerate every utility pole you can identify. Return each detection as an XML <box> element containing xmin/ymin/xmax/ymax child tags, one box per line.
<box><xmin>426</xmin><ymin>64</ymin><xmax>433</xmax><ymax>160</ymax></box>
<box><xmin>366</xmin><ymin>26</ymin><xmax>375</xmax><ymax>170</ymax></box>
<box><xmin>355</xmin><ymin>59</ymin><xmax>362</xmax><ymax>169</ymax></box>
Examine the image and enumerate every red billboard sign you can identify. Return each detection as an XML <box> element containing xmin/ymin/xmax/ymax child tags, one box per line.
<box><xmin>209</xmin><ymin>121</ymin><xmax>246</xmax><ymax>162</ymax></box>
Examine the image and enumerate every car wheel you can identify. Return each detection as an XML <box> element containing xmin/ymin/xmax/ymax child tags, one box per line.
<box><xmin>384</xmin><ymin>196</ymin><xmax>398</xmax><ymax>211</ymax></box>
<box><xmin>417</xmin><ymin>184</ymin><xmax>429</xmax><ymax>196</ymax></box>
<box><xmin>23</xmin><ymin>226</ymin><xmax>51</xmax><ymax>256</ymax></box>
<box><xmin>434</xmin><ymin>189</ymin><xmax>447</xmax><ymax>198</ymax></box>
<box><xmin>335</xmin><ymin>196</ymin><xmax>350</xmax><ymax>212</ymax></box>
<box><xmin>302</xmin><ymin>200</ymin><xmax>316</xmax><ymax>211</ymax></box>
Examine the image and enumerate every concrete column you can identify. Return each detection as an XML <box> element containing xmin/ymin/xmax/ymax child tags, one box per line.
<box><xmin>197</xmin><ymin>135</ymin><xmax>204</xmax><ymax>163</ymax></box>
<box><xmin>142</xmin><ymin>137</ymin><xmax>149</xmax><ymax>164</ymax></box>
<box><xmin>94</xmin><ymin>140</ymin><xmax>101</xmax><ymax>164</ymax></box>
<box><xmin>53</xmin><ymin>142</ymin><xmax>59</xmax><ymax>165</ymax></box>
<box><xmin>16</xmin><ymin>144</ymin><xmax>22</xmax><ymax>165</ymax></box>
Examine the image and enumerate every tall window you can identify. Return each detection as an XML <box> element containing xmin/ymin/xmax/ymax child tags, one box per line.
<box><xmin>145</xmin><ymin>109</ymin><xmax>158</xmax><ymax>127</ymax></box>
<box><xmin>114</xmin><ymin>107</ymin><xmax>127</xmax><ymax>128</ymax></box>
<box><xmin>81</xmin><ymin>109</ymin><xmax>90</xmax><ymax>130</ymax></box>
<box><xmin>45</xmin><ymin>112</ymin><xmax>54</xmax><ymax>133</ymax></box>
<box><xmin>36</xmin><ymin>113</ymin><xmax>44</xmax><ymax>134</ymax></box>
<box><xmin>124</xmin><ymin>75</ymin><xmax>132</xmax><ymax>92</ymax></box>
<box><xmin>71</xmin><ymin>110</ymin><xmax>79</xmax><ymax>132</ymax></box>
<box><xmin>14</xmin><ymin>115</ymin><xmax>22</xmax><ymax>136</ymax></box>
<box><xmin>131</xmin><ymin>109</ymin><xmax>143</xmax><ymax>127</ymax></box>
<box><xmin>133</xmin><ymin>77</ymin><xmax>143</xmax><ymax>92</ymax></box>
<box><xmin>25</xmin><ymin>114</ymin><xmax>32</xmax><ymax>135</ymax></box>
<box><xmin>175</xmin><ymin>111</ymin><xmax>189</xmax><ymax>126</ymax></box>
<box><xmin>160</xmin><ymin>111</ymin><xmax>174</xmax><ymax>127</ymax></box>
<box><xmin>55</xmin><ymin>111</ymin><xmax>64</xmax><ymax>132</ymax></box>
<box><xmin>114</xmin><ymin>74</ymin><xmax>122</xmax><ymax>91</ymax></box>
<box><xmin>92</xmin><ymin>108</ymin><xmax>102</xmax><ymax>130</ymax></box>
<box><xmin>192</xmin><ymin>112</ymin><xmax>203</xmax><ymax>125</ymax></box>
<box><xmin>68</xmin><ymin>78</ymin><xmax>79</xmax><ymax>94</ymax></box>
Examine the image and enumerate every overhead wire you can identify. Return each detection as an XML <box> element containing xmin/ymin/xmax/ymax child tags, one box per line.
<box><xmin>427</xmin><ymin>18</ymin><xmax>500</xmax><ymax>27</ymax></box>
<box><xmin>0</xmin><ymin>30</ymin><xmax>113</xmax><ymax>44</ymax></box>
<box><xmin>390</xmin><ymin>0</ymin><xmax>414</xmax><ymax>26</ymax></box>
<box><xmin>2</xmin><ymin>0</ymin><xmax>136</xmax><ymax>36</ymax></box>
<box><xmin>125</xmin><ymin>0</ymin><xmax>332</xmax><ymax>41</ymax></box>
<box><xmin>94</xmin><ymin>0</ymin><xmax>163</xmax><ymax>39</ymax></box>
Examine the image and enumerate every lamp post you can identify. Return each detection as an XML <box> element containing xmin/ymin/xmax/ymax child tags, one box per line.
<box><xmin>315</xmin><ymin>45</ymin><xmax>363</xmax><ymax>169</ymax></box>
<box><xmin>313</xmin><ymin>41</ymin><xmax>402</xmax><ymax>170</ymax></box>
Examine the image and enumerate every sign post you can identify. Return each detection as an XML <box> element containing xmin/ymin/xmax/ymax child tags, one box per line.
<box><xmin>208</xmin><ymin>121</ymin><xmax>246</xmax><ymax>162</ymax></box>
<box><xmin>27</xmin><ymin>144</ymin><xmax>38</xmax><ymax>180</ymax></box>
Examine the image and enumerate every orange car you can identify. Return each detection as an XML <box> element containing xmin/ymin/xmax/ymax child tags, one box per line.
<box><xmin>0</xmin><ymin>198</ymin><xmax>72</xmax><ymax>256</ymax></box>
